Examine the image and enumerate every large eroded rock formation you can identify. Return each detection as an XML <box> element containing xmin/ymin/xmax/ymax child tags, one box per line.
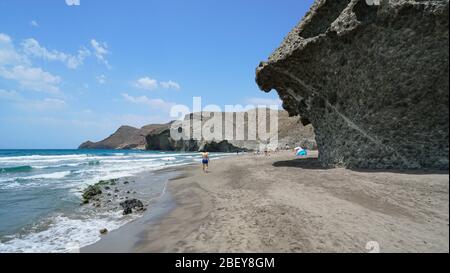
<box><xmin>256</xmin><ymin>0</ymin><xmax>449</xmax><ymax>169</ymax></box>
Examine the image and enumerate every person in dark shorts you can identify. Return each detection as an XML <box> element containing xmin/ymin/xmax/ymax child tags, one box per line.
<box><xmin>201</xmin><ymin>151</ymin><xmax>209</xmax><ymax>173</ymax></box>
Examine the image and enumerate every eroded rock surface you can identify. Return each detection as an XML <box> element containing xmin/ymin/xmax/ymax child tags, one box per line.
<box><xmin>256</xmin><ymin>0</ymin><xmax>449</xmax><ymax>169</ymax></box>
<box><xmin>145</xmin><ymin>109</ymin><xmax>316</xmax><ymax>152</ymax></box>
<box><xmin>120</xmin><ymin>199</ymin><xmax>144</xmax><ymax>215</ymax></box>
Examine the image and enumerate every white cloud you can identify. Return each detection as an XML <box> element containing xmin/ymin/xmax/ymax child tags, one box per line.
<box><xmin>67</xmin><ymin>48</ymin><xmax>90</xmax><ymax>69</ymax></box>
<box><xmin>133</xmin><ymin>77</ymin><xmax>181</xmax><ymax>91</ymax></box>
<box><xmin>21</xmin><ymin>38</ymin><xmax>90</xmax><ymax>69</ymax></box>
<box><xmin>30</xmin><ymin>20</ymin><xmax>39</xmax><ymax>27</ymax></box>
<box><xmin>65</xmin><ymin>0</ymin><xmax>81</xmax><ymax>6</ymax></box>
<box><xmin>0</xmin><ymin>33</ymin><xmax>63</xmax><ymax>94</ymax></box>
<box><xmin>0</xmin><ymin>89</ymin><xmax>66</xmax><ymax>111</ymax></box>
<box><xmin>134</xmin><ymin>77</ymin><xmax>158</xmax><ymax>90</ymax></box>
<box><xmin>90</xmin><ymin>39</ymin><xmax>108</xmax><ymax>56</ymax></box>
<box><xmin>160</xmin><ymin>80</ymin><xmax>181</xmax><ymax>90</ymax></box>
<box><xmin>96</xmin><ymin>75</ymin><xmax>106</xmax><ymax>84</ymax></box>
<box><xmin>0</xmin><ymin>65</ymin><xmax>61</xmax><ymax>94</ymax></box>
<box><xmin>22</xmin><ymin>38</ymin><xmax>65</xmax><ymax>62</ymax></box>
<box><xmin>90</xmin><ymin>39</ymin><xmax>110</xmax><ymax>68</ymax></box>
<box><xmin>0</xmin><ymin>89</ymin><xmax>21</xmax><ymax>101</ymax></box>
<box><xmin>2</xmin><ymin>33</ymin><xmax>109</xmax><ymax>72</ymax></box>
<box><xmin>19</xmin><ymin>98</ymin><xmax>67</xmax><ymax>111</ymax></box>
<box><xmin>122</xmin><ymin>93</ymin><xmax>175</xmax><ymax>112</ymax></box>
<box><xmin>0</xmin><ymin>33</ymin><xmax>12</xmax><ymax>43</ymax></box>
<box><xmin>0</xmin><ymin>33</ymin><xmax>30</xmax><ymax>66</ymax></box>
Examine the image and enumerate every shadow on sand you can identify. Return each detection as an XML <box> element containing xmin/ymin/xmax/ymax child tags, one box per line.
<box><xmin>273</xmin><ymin>157</ymin><xmax>449</xmax><ymax>175</ymax></box>
<box><xmin>273</xmin><ymin>158</ymin><xmax>329</xmax><ymax>170</ymax></box>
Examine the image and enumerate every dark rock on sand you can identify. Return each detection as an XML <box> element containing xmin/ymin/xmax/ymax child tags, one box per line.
<box><xmin>123</xmin><ymin>207</ymin><xmax>132</xmax><ymax>215</ymax></box>
<box><xmin>82</xmin><ymin>185</ymin><xmax>102</xmax><ymax>201</ymax></box>
<box><xmin>99</xmin><ymin>228</ymin><xmax>108</xmax><ymax>235</ymax></box>
<box><xmin>101</xmin><ymin>179</ymin><xmax>118</xmax><ymax>185</ymax></box>
<box><xmin>81</xmin><ymin>179</ymin><xmax>120</xmax><ymax>203</ymax></box>
<box><xmin>120</xmin><ymin>199</ymin><xmax>144</xmax><ymax>215</ymax></box>
<box><xmin>256</xmin><ymin>0</ymin><xmax>449</xmax><ymax>169</ymax></box>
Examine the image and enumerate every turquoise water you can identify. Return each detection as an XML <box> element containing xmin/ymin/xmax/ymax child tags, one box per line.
<box><xmin>0</xmin><ymin>149</ymin><xmax>226</xmax><ymax>253</ymax></box>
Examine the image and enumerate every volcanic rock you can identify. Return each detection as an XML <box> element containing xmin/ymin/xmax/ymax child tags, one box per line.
<box><xmin>256</xmin><ymin>0</ymin><xmax>449</xmax><ymax>169</ymax></box>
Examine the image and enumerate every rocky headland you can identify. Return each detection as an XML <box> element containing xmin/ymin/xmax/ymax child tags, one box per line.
<box><xmin>79</xmin><ymin>123</ymin><xmax>173</xmax><ymax>150</ymax></box>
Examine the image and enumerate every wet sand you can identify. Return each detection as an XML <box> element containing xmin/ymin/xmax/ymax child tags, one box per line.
<box><xmin>84</xmin><ymin>151</ymin><xmax>449</xmax><ymax>253</ymax></box>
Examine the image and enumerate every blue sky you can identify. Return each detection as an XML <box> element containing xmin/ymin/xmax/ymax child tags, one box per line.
<box><xmin>0</xmin><ymin>0</ymin><xmax>313</xmax><ymax>149</ymax></box>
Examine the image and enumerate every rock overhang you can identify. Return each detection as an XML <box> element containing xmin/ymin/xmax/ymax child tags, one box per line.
<box><xmin>256</xmin><ymin>0</ymin><xmax>449</xmax><ymax>169</ymax></box>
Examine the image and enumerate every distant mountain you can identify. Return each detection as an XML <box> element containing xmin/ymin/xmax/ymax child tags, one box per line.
<box><xmin>79</xmin><ymin>123</ymin><xmax>173</xmax><ymax>150</ymax></box>
<box><xmin>79</xmin><ymin>110</ymin><xmax>316</xmax><ymax>151</ymax></box>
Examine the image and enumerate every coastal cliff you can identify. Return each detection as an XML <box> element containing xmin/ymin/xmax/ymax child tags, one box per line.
<box><xmin>79</xmin><ymin>123</ymin><xmax>173</xmax><ymax>150</ymax></box>
<box><xmin>256</xmin><ymin>0</ymin><xmax>449</xmax><ymax>169</ymax></box>
<box><xmin>79</xmin><ymin>110</ymin><xmax>316</xmax><ymax>152</ymax></box>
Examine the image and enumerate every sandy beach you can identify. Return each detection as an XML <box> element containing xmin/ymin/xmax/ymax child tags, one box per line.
<box><xmin>83</xmin><ymin>151</ymin><xmax>449</xmax><ymax>253</ymax></box>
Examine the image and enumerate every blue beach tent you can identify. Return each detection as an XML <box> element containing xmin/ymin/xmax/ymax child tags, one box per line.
<box><xmin>295</xmin><ymin>147</ymin><xmax>307</xmax><ymax>157</ymax></box>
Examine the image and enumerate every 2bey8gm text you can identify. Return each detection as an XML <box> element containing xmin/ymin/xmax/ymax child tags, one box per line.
<box><xmin>175</xmin><ymin>257</ymin><xmax>275</xmax><ymax>271</ymax></box>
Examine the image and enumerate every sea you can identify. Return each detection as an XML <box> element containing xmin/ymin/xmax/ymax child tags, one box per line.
<box><xmin>0</xmin><ymin>149</ymin><xmax>227</xmax><ymax>253</ymax></box>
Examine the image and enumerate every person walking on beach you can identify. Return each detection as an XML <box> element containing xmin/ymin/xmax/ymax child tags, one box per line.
<box><xmin>201</xmin><ymin>151</ymin><xmax>209</xmax><ymax>173</ymax></box>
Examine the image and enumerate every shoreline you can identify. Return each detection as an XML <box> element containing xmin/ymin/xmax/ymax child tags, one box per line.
<box><xmin>81</xmin><ymin>166</ymin><xmax>188</xmax><ymax>253</ymax></box>
<box><xmin>83</xmin><ymin>151</ymin><xmax>449</xmax><ymax>253</ymax></box>
<box><xmin>0</xmin><ymin>150</ymin><xmax>230</xmax><ymax>253</ymax></box>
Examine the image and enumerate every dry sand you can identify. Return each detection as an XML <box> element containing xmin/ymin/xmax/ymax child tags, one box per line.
<box><xmin>86</xmin><ymin>151</ymin><xmax>449</xmax><ymax>253</ymax></box>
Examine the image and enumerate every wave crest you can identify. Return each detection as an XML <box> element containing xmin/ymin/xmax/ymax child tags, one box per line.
<box><xmin>0</xmin><ymin>166</ymin><xmax>33</xmax><ymax>173</ymax></box>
